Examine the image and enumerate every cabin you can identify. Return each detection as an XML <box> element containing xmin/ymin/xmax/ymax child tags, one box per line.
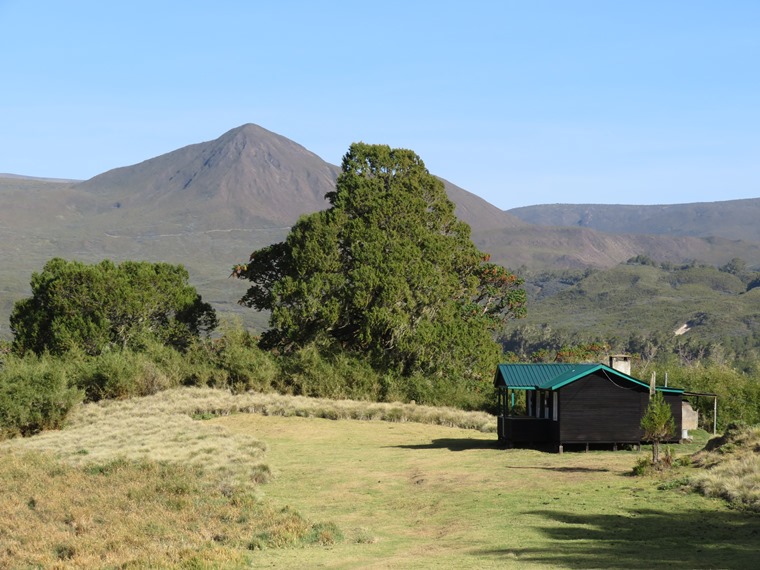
<box><xmin>494</xmin><ymin>357</ymin><xmax>684</xmax><ymax>452</ymax></box>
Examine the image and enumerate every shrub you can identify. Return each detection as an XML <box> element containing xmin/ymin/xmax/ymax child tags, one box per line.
<box><xmin>0</xmin><ymin>354</ymin><xmax>83</xmax><ymax>438</ymax></box>
<box><xmin>214</xmin><ymin>328</ymin><xmax>279</xmax><ymax>393</ymax></box>
<box><xmin>641</xmin><ymin>391</ymin><xmax>675</xmax><ymax>464</ymax></box>
<box><xmin>632</xmin><ymin>456</ymin><xmax>655</xmax><ymax>476</ymax></box>
<box><xmin>74</xmin><ymin>349</ymin><xmax>175</xmax><ymax>401</ymax></box>
<box><xmin>277</xmin><ymin>344</ymin><xmax>382</xmax><ymax>401</ymax></box>
<box><xmin>647</xmin><ymin>362</ymin><xmax>760</xmax><ymax>431</ymax></box>
<box><xmin>179</xmin><ymin>325</ymin><xmax>280</xmax><ymax>392</ymax></box>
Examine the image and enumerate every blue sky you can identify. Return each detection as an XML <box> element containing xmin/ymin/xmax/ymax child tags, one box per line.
<box><xmin>1</xmin><ymin>1</ymin><xmax>758</xmax><ymax>210</ymax></box>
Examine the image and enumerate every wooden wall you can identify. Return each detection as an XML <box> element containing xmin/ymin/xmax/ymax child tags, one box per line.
<box><xmin>558</xmin><ymin>372</ymin><xmax>649</xmax><ymax>443</ymax></box>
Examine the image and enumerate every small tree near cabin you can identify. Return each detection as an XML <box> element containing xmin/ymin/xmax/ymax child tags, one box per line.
<box><xmin>641</xmin><ymin>391</ymin><xmax>675</xmax><ymax>464</ymax></box>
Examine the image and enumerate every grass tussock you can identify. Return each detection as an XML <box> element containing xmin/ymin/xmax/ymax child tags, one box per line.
<box><xmin>1</xmin><ymin>388</ymin><xmax>271</xmax><ymax>486</ymax></box>
<box><xmin>163</xmin><ymin>386</ymin><xmax>498</xmax><ymax>432</ymax></box>
<box><xmin>66</xmin><ymin>386</ymin><xmax>496</xmax><ymax>433</ymax></box>
<box><xmin>687</xmin><ymin>423</ymin><xmax>760</xmax><ymax>511</ymax></box>
<box><xmin>0</xmin><ymin>451</ymin><xmax>339</xmax><ymax>569</ymax></box>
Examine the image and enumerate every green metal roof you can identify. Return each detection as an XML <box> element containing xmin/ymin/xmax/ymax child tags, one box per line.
<box><xmin>493</xmin><ymin>363</ymin><xmax>592</xmax><ymax>389</ymax></box>
<box><xmin>494</xmin><ymin>363</ymin><xmax>684</xmax><ymax>394</ymax></box>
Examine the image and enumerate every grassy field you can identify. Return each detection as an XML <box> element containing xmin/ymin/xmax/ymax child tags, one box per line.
<box><xmin>215</xmin><ymin>415</ymin><xmax>758</xmax><ymax>569</ymax></box>
<box><xmin>1</xmin><ymin>389</ymin><xmax>758</xmax><ymax>568</ymax></box>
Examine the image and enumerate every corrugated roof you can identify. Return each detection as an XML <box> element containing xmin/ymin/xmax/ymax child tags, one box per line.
<box><xmin>494</xmin><ymin>363</ymin><xmax>684</xmax><ymax>393</ymax></box>
<box><xmin>494</xmin><ymin>363</ymin><xmax>597</xmax><ymax>389</ymax></box>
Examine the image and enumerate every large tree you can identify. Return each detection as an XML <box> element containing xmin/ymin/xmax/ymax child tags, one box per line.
<box><xmin>11</xmin><ymin>258</ymin><xmax>217</xmax><ymax>356</ymax></box>
<box><xmin>233</xmin><ymin>143</ymin><xmax>525</xmax><ymax>386</ymax></box>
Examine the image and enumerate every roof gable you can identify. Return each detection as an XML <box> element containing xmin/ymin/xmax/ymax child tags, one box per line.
<box><xmin>494</xmin><ymin>363</ymin><xmax>683</xmax><ymax>393</ymax></box>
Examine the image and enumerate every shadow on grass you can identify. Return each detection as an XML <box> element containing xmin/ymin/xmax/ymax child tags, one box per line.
<box><xmin>501</xmin><ymin>465</ymin><xmax>610</xmax><ymax>473</ymax></box>
<box><xmin>475</xmin><ymin>507</ymin><xmax>760</xmax><ymax>569</ymax></box>
<box><xmin>393</xmin><ymin>438</ymin><xmax>503</xmax><ymax>451</ymax></box>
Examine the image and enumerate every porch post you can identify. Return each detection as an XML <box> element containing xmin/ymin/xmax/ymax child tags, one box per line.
<box><xmin>713</xmin><ymin>396</ymin><xmax>718</xmax><ymax>435</ymax></box>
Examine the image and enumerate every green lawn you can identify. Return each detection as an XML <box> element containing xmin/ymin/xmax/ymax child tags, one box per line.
<box><xmin>217</xmin><ymin>415</ymin><xmax>759</xmax><ymax>569</ymax></box>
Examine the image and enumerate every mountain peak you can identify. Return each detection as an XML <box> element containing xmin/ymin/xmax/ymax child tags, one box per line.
<box><xmin>74</xmin><ymin>124</ymin><xmax>339</xmax><ymax>227</ymax></box>
<box><xmin>70</xmin><ymin>124</ymin><xmax>521</xmax><ymax>233</ymax></box>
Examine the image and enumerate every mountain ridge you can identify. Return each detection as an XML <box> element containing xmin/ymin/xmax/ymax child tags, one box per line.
<box><xmin>509</xmin><ymin>200</ymin><xmax>760</xmax><ymax>243</ymax></box>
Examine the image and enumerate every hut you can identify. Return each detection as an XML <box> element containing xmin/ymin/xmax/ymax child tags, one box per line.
<box><xmin>494</xmin><ymin>357</ymin><xmax>684</xmax><ymax>452</ymax></box>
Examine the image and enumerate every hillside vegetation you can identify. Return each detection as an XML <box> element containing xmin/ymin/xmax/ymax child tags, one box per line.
<box><xmin>3</xmin><ymin>126</ymin><xmax>760</xmax><ymax>568</ymax></box>
<box><xmin>504</xmin><ymin>261</ymin><xmax>760</xmax><ymax>358</ymax></box>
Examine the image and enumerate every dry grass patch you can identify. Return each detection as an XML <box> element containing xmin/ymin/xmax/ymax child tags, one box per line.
<box><xmin>2</xmin><ymin>389</ymin><xmax>756</xmax><ymax>568</ymax></box>
<box><xmin>1</xmin><ymin>388</ymin><xmax>271</xmax><ymax>485</ymax></box>
<box><xmin>0</xmin><ymin>451</ymin><xmax>340</xmax><ymax>569</ymax></box>
<box><xmin>689</xmin><ymin>423</ymin><xmax>760</xmax><ymax>511</ymax></box>
<box><xmin>0</xmin><ymin>386</ymin><xmax>495</xmax><ymax>487</ymax></box>
<box><xmin>0</xmin><ymin>388</ymin><xmax>361</xmax><ymax>568</ymax></box>
<box><xmin>162</xmin><ymin>386</ymin><xmax>498</xmax><ymax>431</ymax></box>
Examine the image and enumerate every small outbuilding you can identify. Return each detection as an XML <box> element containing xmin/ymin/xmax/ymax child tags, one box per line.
<box><xmin>494</xmin><ymin>357</ymin><xmax>684</xmax><ymax>451</ymax></box>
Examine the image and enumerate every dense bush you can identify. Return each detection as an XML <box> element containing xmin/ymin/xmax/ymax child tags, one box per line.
<box><xmin>189</xmin><ymin>326</ymin><xmax>280</xmax><ymax>393</ymax></box>
<box><xmin>277</xmin><ymin>343</ymin><xmax>382</xmax><ymax>401</ymax></box>
<box><xmin>11</xmin><ymin>258</ymin><xmax>217</xmax><ymax>356</ymax></box>
<box><xmin>2</xmin><ymin>315</ymin><xmax>503</xmax><ymax>441</ymax></box>
<box><xmin>73</xmin><ymin>348</ymin><xmax>177</xmax><ymax>401</ymax></box>
<box><xmin>0</xmin><ymin>355</ymin><xmax>82</xmax><ymax>438</ymax></box>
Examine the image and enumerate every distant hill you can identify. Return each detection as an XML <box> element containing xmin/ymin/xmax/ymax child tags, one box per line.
<box><xmin>0</xmin><ymin>173</ymin><xmax>80</xmax><ymax>183</ymax></box>
<box><xmin>70</xmin><ymin>124</ymin><xmax>520</xmax><ymax>232</ymax></box>
<box><xmin>72</xmin><ymin>124</ymin><xmax>335</xmax><ymax>229</ymax></box>
<box><xmin>475</xmin><ymin>225</ymin><xmax>760</xmax><ymax>271</ymax></box>
<box><xmin>508</xmin><ymin>200</ymin><xmax>760</xmax><ymax>243</ymax></box>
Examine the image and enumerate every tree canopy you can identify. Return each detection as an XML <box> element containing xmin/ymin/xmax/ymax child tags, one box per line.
<box><xmin>11</xmin><ymin>258</ymin><xmax>217</xmax><ymax>356</ymax></box>
<box><xmin>233</xmin><ymin>143</ymin><xmax>526</xmax><ymax>389</ymax></box>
